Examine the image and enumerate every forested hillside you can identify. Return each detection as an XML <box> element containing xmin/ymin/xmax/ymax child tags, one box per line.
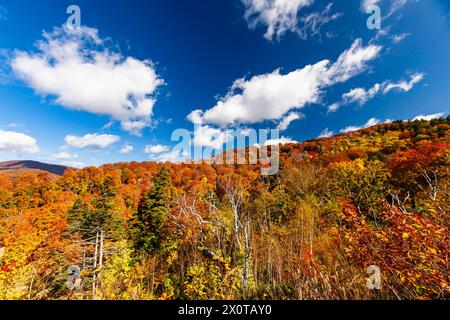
<box><xmin>0</xmin><ymin>117</ymin><xmax>449</xmax><ymax>300</ymax></box>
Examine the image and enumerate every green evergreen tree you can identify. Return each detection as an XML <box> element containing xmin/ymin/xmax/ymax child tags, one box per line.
<box><xmin>66</xmin><ymin>197</ymin><xmax>89</xmax><ymax>234</ymax></box>
<box><xmin>132</xmin><ymin>167</ymin><xmax>173</xmax><ymax>256</ymax></box>
<box><xmin>87</xmin><ymin>176</ymin><xmax>124</xmax><ymax>239</ymax></box>
<box><xmin>66</xmin><ymin>176</ymin><xmax>125</xmax><ymax>240</ymax></box>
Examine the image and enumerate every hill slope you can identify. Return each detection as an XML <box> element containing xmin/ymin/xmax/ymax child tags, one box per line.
<box><xmin>0</xmin><ymin>160</ymin><xmax>69</xmax><ymax>176</ymax></box>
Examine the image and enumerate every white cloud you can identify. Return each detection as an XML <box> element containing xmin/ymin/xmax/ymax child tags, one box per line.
<box><xmin>242</xmin><ymin>1</ymin><xmax>341</xmax><ymax>40</ymax></box>
<box><xmin>327</xmin><ymin>102</ymin><xmax>341</xmax><ymax>113</ymax></box>
<box><xmin>343</xmin><ymin>83</ymin><xmax>381</xmax><ymax>105</ymax></box>
<box><xmin>188</xmin><ymin>39</ymin><xmax>381</xmax><ymax>126</ymax></box>
<box><xmin>263</xmin><ymin>137</ymin><xmax>297</xmax><ymax>146</ymax></box>
<box><xmin>120</xmin><ymin>120</ymin><xmax>154</xmax><ymax>137</ymax></box>
<box><xmin>388</xmin><ymin>0</ymin><xmax>408</xmax><ymax>17</ymax></box>
<box><xmin>4</xmin><ymin>123</ymin><xmax>24</xmax><ymax>129</ymax></box>
<box><xmin>383</xmin><ymin>72</ymin><xmax>424</xmax><ymax>94</ymax></box>
<box><xmin>11</xmin><ymin>25</ymin><xmax>164</xmax><ymax>135</ymax></box>
<box><xmin>186</xmin><ymin>110</ymin><xmax>204</xmax><ymax>125</ymax></box>
<box><xmin>297</xmin><ymin>3</ymin><xmax>343</xmax><ymax>40</ymax></box>
<box><xmin>0</xmin><ymin>130</ymin><xmax>39</xmax><ymax>155</ymax></box>
<box><xmin>340</xmin><ymin>118</ymin><xmax>380</xmax><ymax>133</ymax></box>
<box><xmin>340</xmin><ymin>125</ymin><xmax>361</xmax><ymax>134</ymax></box>
<box><xmin>192</xmin><ymin>126</ymin><xmax>233</xmax><ymax>150</ymax></box>
<box><xmin>144</xmin><ymin>144</ymin><xmax>171</xmax><ymax>154</ymax></box>
<box><xmin>365</xmin><ymin>118</ymin><xmax>380</xmax><ymax>127</ymax></box>
<box><xmin>120</xmin><ymin>145</ymin><xmax>134</xmax><ymax>154</ymax></box>
<box><xmin>326</xmin><ymin>39</ymin><xmax>382</xmax><ymax>84</ymax></box>
<box><xmin>65</xmin><ymin>133</ymin><xmax>120</xmax><ymax>150</ymax></box>
<box><xmin>361</xmin><ymin>0</ymin><xmax>382</xmax><ymax>12</ymax></box>
<box><xmin>50</xmin><ymin>151</ymin><xmax>78</xmax><ymax>160</ymax></box>
<box><xmin>242</xmin><ymin>0</ymin><xmax>313</xmax><ymax>40</ymax></box>
<box><xmin>362</xmin><ymin>0</ymin><xmax>409</xmax><ymax>16</ymax></box>
<box><xmin>153</xmin><ymin>149</ymin><xmax>189</xmax><ymax>163</ymax></box>
<box><xmin>412</xmin><ymin>113</ymin><xmax>445</xmax><ymax>121</ymax></box>
<box><xmin>61</xmin><ymin>161</ymin><xmax>85</xmax><ymax>168</ymax></box>
<box><xmin>318</xmin><ymin>128</ymin><xmax>334</xmax><ymax>138</ymax></box>
<box><xmin>276</xmin><ymin>112</ymin><xmax>303</xmax><ymax>131</ymax></box>
<box><xmin>391</xmin><ymin>32</ymin><xmax>411</xmax><ymax>44</ymax></box>
<box><xmin>373</xmin><ymin>27</ymin><xmax>391</xmax><ymax>42</ymax></box>
<box><xmin>334</xmin><ymin>72</ymin><xmax>424</xmax><ymax>109</ymax></box>
<box><xmin>188</xmin><ymin>64</ymin><xmax>324</xmax><ymax>126</ymax></box>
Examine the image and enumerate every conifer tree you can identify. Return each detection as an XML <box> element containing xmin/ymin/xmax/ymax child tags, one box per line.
<box><xmin>66</xmin><ymin>176</ymin><xmax>124</xmax><ymax>240</ymax></box>
<box><xmin>133</xmin><ymin>167</ymin><xmax>173</xmax><ymax>256</ymax></box>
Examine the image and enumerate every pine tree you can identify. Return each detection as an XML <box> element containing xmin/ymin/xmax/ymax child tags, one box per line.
<box><xmin>87</xmin><ymin>176</ymin><xmax>125</xmax><ymax>239</ymax></box>
<box><xmin>66</xmin><ymin>177</ymin><xmax>124</xmax><ymax>240</ymax></box>
<box><xmin>66</xmin><ymin>198</ymin><xmax>89</xmax><ymax>234</ymax></box>
<box><xmin>132</xmin><ymin>167</ymin><xmax>173</xmax><ymax>256</ymax></box>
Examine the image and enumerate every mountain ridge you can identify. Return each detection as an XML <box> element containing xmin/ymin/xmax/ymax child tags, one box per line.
<box><xmin>0</xmin><ymin>160</ymin><xmax>70</xmax><ymax>176</ymax></box>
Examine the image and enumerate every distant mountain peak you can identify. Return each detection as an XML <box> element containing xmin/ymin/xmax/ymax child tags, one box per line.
<box><xmin>0</xmin><ymin>160</ymin><xmax>70</xmax><ymax>176</ymax></box>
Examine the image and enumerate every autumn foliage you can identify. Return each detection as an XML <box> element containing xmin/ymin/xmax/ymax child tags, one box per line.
<box><xmin>0</xmin><ymin>117</ymin><xmax>449</xmax><ymax>300</ymax></box>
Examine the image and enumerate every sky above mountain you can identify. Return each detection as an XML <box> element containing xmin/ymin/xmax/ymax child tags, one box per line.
<box><xmin>0</xmin><ymin>0</ymin><xmax>449</xmax><ymax>168</ymax></box>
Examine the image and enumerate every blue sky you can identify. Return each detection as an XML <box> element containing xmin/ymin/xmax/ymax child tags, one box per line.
<box><xmin>0</xmin><ymin>0</ymin><xmax>449</xmax><ymax>167</ymax></box>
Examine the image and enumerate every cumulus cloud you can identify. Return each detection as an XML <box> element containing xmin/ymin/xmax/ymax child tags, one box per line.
<box><xmin>242</xmin><ymin>0</ymin><xmax>341</xmax><ymax>40</ymax></box>
<box><xmin>412</xmin><ymin>113</ymin><xmax>445</xmax><ymax>121</ymax></box>
<box><xmin>0</xmin><ymin>130</ymin><xmax>39</xmax><ymax>155</ymax></box>
<box><xmin>186</xmin><ymin>110</ymin><xmax>204</xmax><ymax>125</ymax></box>
<box><xmin>188</xmin><ymin>39</ymin><xmax>381</xmax><ymax>127</ymax></box>
<box><xmin>120</xmin><ymin>145</ymin><xmax>134</xmax><ymax>154</ymax></box>
<box><xmin>276</xmin><ymin>112</ymin><xmax>304</xmax><ymax>131</ymax></box>
<box><xmin>340</xmin><ymin>118</ymin><xmax>380</xmax><ymax>133</ymax></box>
<box><xmin>65</xmin><ymin>133</ymin><xmax>120</xmax><ymax>150</ymax></box>
<box><xmin>11</xmin><ymin>25</ymin><xmax>164</xmax><ymax>135</ymax></box>
<box><xmin>144</xmin><ymin>144</ymin><xmax>171</xmax><ymax>154</ymax></box>
<box><xmin>192</xmin><ymin>126</ymin><xmax>233</xmax><ymax>150</ymax></box>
